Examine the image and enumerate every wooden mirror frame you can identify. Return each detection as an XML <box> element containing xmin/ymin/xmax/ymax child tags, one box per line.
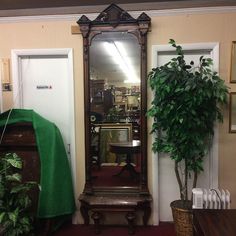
<box><xmin>77</xmin><ymin>4</ymin><xmax>151</xmax><ymax>195</ymax></box>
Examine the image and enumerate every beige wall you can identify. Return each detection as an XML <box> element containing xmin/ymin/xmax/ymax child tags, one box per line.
<box><xmin>0</xmin><ymin>10</ymin><xmax>236</xmax><ymax>222</ymax></box>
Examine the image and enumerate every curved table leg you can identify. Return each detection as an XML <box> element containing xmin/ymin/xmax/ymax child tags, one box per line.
<box><xmin>113</xmin><ymin>154</ymin><xmax>139</xmax><ymax>178</ymax></box>
<box><xmin>80</xmin><ymin>204</ymin><xmax>90</xmax><ymax>225</ymax></box>
<box><xmin>126</xmin><ymin>212</ymin><xmax>136</xmax><ymax>235</ymax></box>
<box><xmin>143</xmin><ymin>205</ymin><xmax>151</xmax><ymax>226</ymax></box>
<box><xmin>91</xmin><ymin>211</ymin><xmax>102</xmax><ymax>234</ymax></box>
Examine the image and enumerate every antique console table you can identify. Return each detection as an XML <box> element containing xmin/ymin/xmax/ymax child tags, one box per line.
<box><xmin>79</xmin><ymin>194</ymin><xmax>152</xmax><ymax>234</ymax></box>
<box><xmin>193</xmin><ymin>209</ymin><xmax>236</xmax><ymax>236</ymax></box>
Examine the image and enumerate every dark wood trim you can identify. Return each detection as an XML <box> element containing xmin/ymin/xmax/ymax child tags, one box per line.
<box><xmin>193</xmin><ymin>209</ymin><xmax>236</xmax><ymax>236</ymax></box>
<box><xmin>138</xmin><ymin>13</ymin><xmax>149</xmax><ymax>194</ymax></box>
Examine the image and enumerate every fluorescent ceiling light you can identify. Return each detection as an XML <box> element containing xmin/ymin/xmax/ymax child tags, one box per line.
<box><xmin>103</xmin><ymin>41</ymin><xmax>140</xmax><ymax>83</ymax></box>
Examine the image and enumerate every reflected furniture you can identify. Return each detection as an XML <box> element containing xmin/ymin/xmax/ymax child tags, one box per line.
<box><xmin>77</xmin><ymin>3</ymin><xmax>151</xmax><ymax>233</ymax></box>
<box><xmin>90</xmin><ymin>80</ymin><xmax>105</xmax><ymax>115</ymax></box>
<box><xmin>90</xmin><ymin>124</ymin><xmax>101</xmax><ymax>169</ymax></box>
<box><xmin>99</xmin><ymin>123</ymin><xmax>132</xmax><ymax>164</ymax></box>
<box><xmin>109</xmin><ymin>140</ymin><xmax>140</xmax><ymax>178</ymax></box>
<box><xmin>193</xmin><ymin>209</ymin><xmax>236</xmax><ymax>236</ymax></box>
<box><xmin>90</xmin><ymin>80</ymin><xmax>114</xmax><ymax>116</ymax></box>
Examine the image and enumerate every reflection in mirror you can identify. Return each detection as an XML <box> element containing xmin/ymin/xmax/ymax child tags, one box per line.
<box><xmin>229</xmin><ymin>92</ymin><xmax>236</xmax><ymax>133</ymax></box>
<box><xmin>89</xmin><ymin>32</ymin><xmax>141</xmax><ymax>187</ymax></box>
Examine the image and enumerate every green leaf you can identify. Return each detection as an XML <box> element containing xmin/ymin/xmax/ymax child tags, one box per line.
<box><xmin>0</xmin><ymin>183</ymin><xmax>4</xmax><ymax>198</ymax></box>
<box><xmin>184</xmin><ymin>65</ymin><xmax>191</xmax><ymax>69</ymax></box>
<box><xmin>5</xmin><ymin>154</ymin><xmax>22</xmax><ymax>169</ymax></box>
<box><xmin>8</xmin><ymin>210</ymin><xmax>18</xmax><ymax>226</ymax></box>
<box><xmin>0</xmin><ymin>212</ymin><xmax>6</xmax><ymax>223</ymax></box>
<box><xmin>169</xmin><ymin>39</ymin><xmax>176</xmax><ymax>46</ymax></box>
<box><xmin>18</xmin><ymin>195</ymin><xmax>31</xmax><ymax>208</ymax></box>
<box><xmin>10</xmin><ymin>184</ymin><xmax>31</xmax><ymax>194</ymax></box>
<box><xmin>20</xmin><ymin>216</ymin><xmax>30</xmax><ymax>226</ymax></box>
<box><xmin>6</xmin><ymin>173</ymin><xmax>22</xmax><ymax>182</ymax></box>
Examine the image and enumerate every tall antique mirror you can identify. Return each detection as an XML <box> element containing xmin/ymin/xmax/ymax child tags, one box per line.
<box><xmin>78</xmin><ymin>4</ymin><xmax>151</xmax><ymax>231</ymax></box>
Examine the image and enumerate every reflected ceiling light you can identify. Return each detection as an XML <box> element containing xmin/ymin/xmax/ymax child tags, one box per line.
<box><xmin>103</xmin><ymin>41</ymin><xmax>140</xmax><ymax>83</ymax></box>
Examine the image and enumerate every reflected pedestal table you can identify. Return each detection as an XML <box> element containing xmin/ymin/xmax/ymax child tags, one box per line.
<box><xmin>109</xmin><ymin>140</ymin><xmax>140</xmax><ymax>178</ymax></box>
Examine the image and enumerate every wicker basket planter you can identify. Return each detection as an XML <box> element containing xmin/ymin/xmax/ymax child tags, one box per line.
<box><xmin>0</xmin><ymin>225</ymin><xmax>5</xmax><ymax>236</ymax></box>
<box><xmin>170</xmin><ymin>200</ymin><xmax>193</xmax><ymax>236</ymax></box>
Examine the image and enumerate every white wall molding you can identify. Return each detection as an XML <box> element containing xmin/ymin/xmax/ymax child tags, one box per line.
<box><xmin>0</xmin><ymin>6</ymin><xmax>236</xmax><ymax>23</ymax></box>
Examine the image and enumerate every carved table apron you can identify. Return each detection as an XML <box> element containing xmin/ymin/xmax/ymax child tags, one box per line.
<box><xmin>79</xmin><ymin>194</ymin><xmax>152</xmax><ymax>234</ymax></box>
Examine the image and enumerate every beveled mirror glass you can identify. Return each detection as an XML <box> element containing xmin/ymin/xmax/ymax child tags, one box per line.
<box><xmin>78</xmin><ymin>3</ymin><xmax>150</xmax><ymax>194</ymax></box>
<box><xmin>90</xmin><ymin>32</ymin><xmax>141</xmax><ymax>187</ymax></box>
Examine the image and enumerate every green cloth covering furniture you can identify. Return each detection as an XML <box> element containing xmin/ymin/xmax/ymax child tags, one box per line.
<box><xmin>0</xmin><ymin>109</ymin><xmax>76</xmax><ymax>218</ymax></box>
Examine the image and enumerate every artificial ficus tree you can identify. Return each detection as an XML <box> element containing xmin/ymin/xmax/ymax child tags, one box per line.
<box><xmin>147</xmin><ymin>39</ymin><xmax>228</xmax><ymax>201</ymax></box>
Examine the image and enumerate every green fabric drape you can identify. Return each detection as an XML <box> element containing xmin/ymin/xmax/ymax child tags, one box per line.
<box><xmin>0</xmin><ymin>109</ymin><xmax>76</xmax><ymax>218</ymax></box>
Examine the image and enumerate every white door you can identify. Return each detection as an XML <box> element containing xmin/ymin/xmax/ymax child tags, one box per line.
<box><xmin>11</xmin><ymin>49</ymin><xmax>76</xmax><ymax>187</ymax></box>
<box><xmin>151</xmin><ymin>43</ymin><xmax>219</xmax><ymax>223</ymax></box>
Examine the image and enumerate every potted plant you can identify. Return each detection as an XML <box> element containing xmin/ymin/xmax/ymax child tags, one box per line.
<box><xmin>0</xmin><ymin>153</ymin><xmax>37</xmax><ymax>236</ymax></box>
<box><xmin>147</xmin><ymin>39</ymin><xmax>228</xmax><ymax>235</ymax></box>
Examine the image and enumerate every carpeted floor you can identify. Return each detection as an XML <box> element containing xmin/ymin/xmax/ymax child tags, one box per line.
<box><xmin>54</xmin><ymin>223</ymin><xmax>176</xmax><ymax>236</ymax></box>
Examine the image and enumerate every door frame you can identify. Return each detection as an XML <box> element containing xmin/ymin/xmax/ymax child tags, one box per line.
<box><xmin>0</xmin><ymin>65</ymin><xmax>2</xmax><ymax>113</ymax></box>
<box><xmin>11</xmin><ymin>48</ymin><xmax>77</xmax><ymax>191</ymax></box>
<box><xmin>151</xmin><ymin>42</ymin><xmax>219</xmax><ymax>224</ymax></box>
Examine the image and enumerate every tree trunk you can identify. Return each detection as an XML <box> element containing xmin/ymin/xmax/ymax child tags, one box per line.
<box><xmin>174</xmin><ymin>161</ymin><xmax>184</xmax><ymax>200</ymax></box>
<box><xmin>184</xmin><ymin>159</ymin><xmax>188</xmax><ymax>200</ymax></box>
<box><xmin>192</xmin><ymin>170</ymin><xmax>198</xmax><ymax>189</ymax></box>
<box><xmin>191</xmin><ymin>170</ymin><xmax>198</xmax><ymax>201</ymax></box>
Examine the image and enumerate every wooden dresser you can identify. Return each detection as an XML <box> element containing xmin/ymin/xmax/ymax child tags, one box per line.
<box><xmin>193</xmin><ymin>209</ymin><xmax>236</xmax><ymax>236</ymax></box>
<box><xmin>0</xmin><ymin>122</ymin><xmax>40</xmax><ymax>213</ymax></box>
